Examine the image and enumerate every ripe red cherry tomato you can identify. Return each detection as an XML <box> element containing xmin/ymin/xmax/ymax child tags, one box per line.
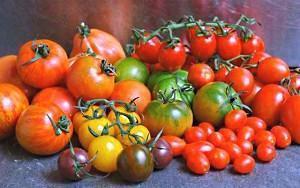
<box><xmin>233</xmin><ymin>154</ymin><xmax>255</xmax><ymax>174</ymax></box>
<box><xmin>241</xmin><ymin>80</ymin><xmax>263</xmax><ymax>106</ymax></box>
<box><xmin>198</xmin><ymin>122</ymin><xmax>215</xmax><ymax>136</ymax></box>
<box><xmin>225</xmin><ymin>109</ymin><xmax>247</xmax><ymax>132</ymax></box>
<box><xmin>136</xmin><ymin>35</ymin><xmax>161</xmax><ymax>64</ymax></box>
<box><xmin>236</xmin><ymin>140</ymin><xmax>253</xmax><ymax>155</ymax></box>
<box><xmin>219</xmin><ymin>128</ymin><xmax>237</xmax><ymax>143</ymax></box>
<box><xmin>246</xmin><ymin>51</ymin><xmax>270</xmax><ymax>75</ymax></box>
<box><xmin>254</xmin><ymin>130</ymin><xmax>276</xmax><ymax>146</ymax></box>
<box><xmin>237</xmin><ymin>126</ymin><xmax>255</xmax><ymax>141</ymax></box>
<box><xmin>161</xmin><ymin>135</ymin><xmax>186</xmax><ymax>157</ymax></box>
<box><xmin>186</xmin><ymin>152</ymin><xmax>210</xmax><ymax>175</ymax></box>
<box><xmin>208</xmin><ymin>132</ymin><xmax>225</xmax><ymax>147</ymax></box>
<box><xmin>226</xmin><ymin>67</ymin><xmax>254</xmax><ymax>96</ymax></box>
<box><xmin>217</xmin><ymin>31</ymin><xmax>241</xmax><ymax>60</ymax></box>
<box><xmin>220</xmin><ymin>142</ymin><xmax>242</xmax><ymax>163</ymax></box>
<box><xmin>257</xmin><ymin>57</ymin><xmax>290</xmax><ymax>84</ymax></box>
<box><xmin>183</xmin><ymin>141</ymin><xmax>215</xmax><ymax>160</ymax></box>
<box><xmin>158</xmin><ymin>41</ymin><xmax>186</xmax><ymax>71</ymax></box>
<box><xmin>241</xmin><ymin>35</ymin><xmax>265</xmax><ymax>55</ymax></box>
<box><xmin>214</xmin><ymin>66</ymin><xmax>229</xmax><ymax>82</ymax></box>
<box><xmin>245</xmin><ymin>117</ymin><xmax>267</xmax><ymax>133</ymax></box>
<box><xmin>207</xmin><ymin>148</ymin><xmax>230</xmax><ymax>170</ymax></box>
<box><xmin>188</xmin><ymin>63</ymin><xmax>214</xmax><ymax>89</ymax></box>
<box><xmin>190</xmin><ymin>32</ymin><xmax>216</xmax><ymax>61</ymax></box>
<box><xmin>270</xmin><ymin>126</ymin><xmax>291</xmax><ymax>149</ymax></box>
<box><xmin>256</xmin><ymin>142</ymin><xmax>276</xmax><ymax>162</ymax></box>
<box><xmin>184</xmin><ymin>127</ymin><xmax>207</xmax><ymax>144</ymax></box>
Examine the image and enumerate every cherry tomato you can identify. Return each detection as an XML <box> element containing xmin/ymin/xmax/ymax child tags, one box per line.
<box><xmin>254</xmin><ymin>130</ymin><xmax>276</xmax><ymax>146</ymax></box>
<box><xmin>190</xmin><ymin>32</ymin><xmax>217</xmax><ymax>61</ymax></box>
<box><xmin>270</xmin><ymin>126</ymin><xmax>291</xmax><ymax>149</ymax></box>
<box><xmin>208</xmin><ymin>132</ymin><xmax>225</xmax><ymax>147</ymax></box>
<box><xmin>186</xmin><ymin>152</ymin><xmax>210</xmax><ymax>175</ymax></box>
<box><xmin>161</xmin><ymin>135</ymin><xmax>186</xmax><ymax>157</ymax></box>
<box><xmin>220</xmin><ymin>142</ymin><xmax>242</xmax><ymax>163</ymax></box>
<box><xmin>237</xmin><ymin>126</ymin><xmax>255</xmax><ymax>141</ymax></box>
<box><xmin>257</xmin><ymin>57</ymin><xmax>290</xmax><ymax>84</ymax></box>
<box><xmin>136</xmin><ymin>35</ymin><xmax>161</xmax><ymax>64</ymax></box>
<box><xmin>241</xmin><ymin>80</ymin><xmax>263</xmax><ymax>106</ymax></box>
<box><xmin>245</xmin><ymin>117</ymin><xmax>267</xmax><ymax>133</ymax></box>
<box><xmin>117</xmin><ymin>125</ymin><xmax>151</xmax><ymax>146</ymax></box>
<box><xmin>289</xmin><ymin>73</ymin><xmax>300</xmax><ymax>90</ymax></box>
<box><xmin>219</xmin><ymin>128</ymin><xmax>238</xmax><ymax>143</ymax></box>
<box><xmin>233</xmin><ymin>154</ymin><xmax>255</xmax><ymax>174</ymax></box>
<box><xmin>246</xmin><ymin>51</ymin><xmax>270</xmax><ymax>75</ymax></box>
<box><xmin>256</xmin><ymin>142</ymin><xmax>276</xmax><ymax>162</ymax></box>
<box><xmin>198</xmin><ymin>122</ymin><xmax>215</xmax><ymax>136</ymax></box>
<box><xmin>226</xmin><ymin>67</ymin><xmax>254</xmax><ymax>96</ymax></box>
<box><xmin>217</xmin><ymin>31</ymin><xmax>242</xmax><ymax>60</ymax></box>
<box><xmin>188</xmin><ymin>63</ymin><xmax>214</xmax><ymax>89</ymax></box>
<box><xmin>207</xmin><ymin>148</ymin><xmax>230</xmax><ymax>170</ymax></box>
<box><xmin>237</xmin><ymin>140</ymin><xmax>253</xmax><ymax>155</ymax></box>
<box><xmin>215</xmin><ymin>67</ymin><xmax>229</xmax><ymax>82</ymax></box>
<box><xmin>182</xmin><ymin>55</ymin><xmax>197</xmax><ymax>71</ymax></box>
<box><xmin>183</xmin><ymin>141</ymin><xmax>215</xmax><ymax>160</ymax></box>
<box><xmin>184</xmin><ymin>127</ymin><xmax>207</xmax><ymax>144</ymax></box>
<box><xmin>241</xmin><ymin>35</ymin><xmax>265</xmax><ymax>55</ymax></box>
<box><xmin>151</xmin><ymin>138</ymin><xmax>173</xmax><ymax>169</ymax></box>
<box><xmin>225</xmin><ymin>109</ymin><xmax>247</xmax><ymax>132</ymax></box>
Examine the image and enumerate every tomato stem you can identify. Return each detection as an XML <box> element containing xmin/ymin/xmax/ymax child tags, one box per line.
<box><xmin>22</xmin><ymin>42</ymin><xmax>50</xmax><ymax>66</ymax></box>
<box><xmin>78</xmin><ymin>22</ymin><xmax>91</xmax><ymax>37</ymax></box>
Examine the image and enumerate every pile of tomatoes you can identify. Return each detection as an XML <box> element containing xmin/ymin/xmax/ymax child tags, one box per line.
<box><xmin>0</xmin><ymin>14</ymin><xmax>300</xmax><ymax>183</ymax></box>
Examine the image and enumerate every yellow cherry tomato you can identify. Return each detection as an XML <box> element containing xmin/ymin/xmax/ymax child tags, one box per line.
<box><xmin>88</xmin><ymin>135</ymin><xmax>123</xmax><ymax>173</ymax></box>
<box><xmin>78</xmin><ymin>117</ymin><xmax>114</xmax><ymax>150</ymax></box>
<box><xmin>117</xmin><ymin>125</ymin><xmax>151</xmax><ymax>146</ymax></box>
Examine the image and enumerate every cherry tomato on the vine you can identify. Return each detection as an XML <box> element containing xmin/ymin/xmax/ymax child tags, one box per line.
<box><xmin>190</xmin><ymin>32</ymin><xmax>217</xmax><ymax>61</ymax></box>
<box><xmin>241</xmin><ymin>80</ymin><xmax>263</xmax><ymax>106</ymax></box>
<box><xmin>226</xmin><ymin>67</ymin><xmax>254</xmax><ymax>96</ymax></box>
<box><xmin>188</xmin><ymin>63</ymin><xmax>215</xmax><ymax>89</ymax></box>
<box><xmin>246</xmin><ymin>51</ymin><xmax>270</xmax><ymax>75</ymax></box>
<box><xmin>136</xmin><ymin>35</ymin><xmax>161</xmax><ymax>64</ymax></box>
<box><xmin>241</xmin><ymin>35</ymin><xmax>265</xmax><ymax>55</ymax></box>
<box><xmin>217</xmin><ymin>30</ymin><xmax>242</xmax><ymax>60</ymax></box>
<box><xmin>214</xmin><ymin>66</ymin><xmax>229</xmax><ymax>82</ymax></box>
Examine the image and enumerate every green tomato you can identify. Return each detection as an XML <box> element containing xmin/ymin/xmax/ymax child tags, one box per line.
<box><xmin>173</xmin><ymin>69</ymin><xmax>188</xmax><ymax>81</ymax></box>
<box><xmin>115</xmin><ymin>57</ymin><xmax>149</xmax><ymax>83</ymax></box>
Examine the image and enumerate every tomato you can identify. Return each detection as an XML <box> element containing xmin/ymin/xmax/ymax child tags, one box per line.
<box><xmin>78</xmin><ymin>118</ymin><xmax>114</xmax><ymax>150</ymax></box>
<box><xmin>188</xmin><ymin>63</ymin><xmax>215</xmax><ymax>89</ymax></box>
<box><xmin>237</xmin><ymin>140</ymin><xmax>253</xmax><ymax>155</ymax></box>
<box><xmin>256</xmin><ymin>142</ymin><xmax>276</xmax><ymax>162</ymax></box>
<box><xmin>233</xmin><ymin>154</ymin><xmax>255</xmax><ymax>174</ymax></box>
<box><xmin>144</xmin><ymin>99</ymin><xmax>193</xmax><ymax>137</ymax></box>
<box><xmin>190</xmin><ymin>32</ymin><xmax>216</xmax><ymax>61</ymax></box>
<box><xmin>245</xmin><ymin>117</ymin><xmax>267</xmax><ymax>133</ymax></box>
<box><xmin>183</xmin><ymin>141</ymin><xmax>215</xmax><ymax>160</ymax></box>
<box><xmin>219</xmin><ymin>142</ymin><xmax>242</xmax><ymax>163</ymax></box>
<box><xmin>226</xmin><ymin>67</ymin><xmax>254</xmax><ymax>96</ymax></box>
<box><xmin>217</xmin><ymin>31</ymin><xmax>241</xmax><ymax>60</ymax></box>
<box><xmin>290</xmin><ymin>73</ymin><xmax>300</xmax><ymax>90</ymax></box>
<box><xmin>149</xmin><ymin>62</ymin><xmax>166</xmax><ymax>72</ymax></box>
<box><xmin>88</xmin><ymin>135</ymin><xmax>123</xmax><ymax>173</ymax></box>
<box><xmin>193</xmin><ymin>82</ymin><xmax>243</xmax><ymax>128</ymax></box>
<box><xmin>208</xmin><ymin>132</ymin><xmax>225</xmax><ymax>147</ymax></box>
<box><xmin>198</xmin><ymin>122</ymin><xmax>215</xmax><ymax>136</ymax></box>
<box><xmin>241</xmin><ymin>34</ymin><xmax>265</xmax><ymax>55</ymax></box>
<box><xmin>215</xmin><ymin>67</ymin><xmax>229</xmax><ymax>82</ymax></box>
<box><xmin>241</xmin><ymin>80</ymin><xmax>263</xmax><ymax>106</ymax></box>
<box><xmin>280</xmin><ymin>95</ymin><xmax>300</xmax><ymax>144</ymax></box>
<box><xmin>110</xmin><ymin>80</ymin><xmax>151</xmax><ymax>113</ymax></box>
<box><xmin>70</xmin><ymin>23</ymin><xmax>125</xmax><ymax>64</ymax></box>
<box><xmin>0</xmin><ymin>55</ymin><xmax>37</xmax><ymax>99</ymax></box>
<box><xmin>257</xmin><ymin>57</ymin><xmax>290</xmax><ymax>84</ymax></box>
<box><xmin>16</xmin><ymin>103</ymin><xmax>73</xmax><ymax>155</ymax></box>
<box><xmin>219</xmin><ymin>128</ymin><xmax>237</xmax><ymax>143</ymax></box>
<box><xmin>147</xmin><ymin>72</ymin><xmax>174</xmax><ymax>91</ymax></box>
<box><xmin>158</xmin><ymin>41</ymin><xmax>186</xmax><ymax>71</ymax></box>
<box><xmin>32</xmin><ymin>87</ymin><xmax>77</xmax><ymax>118</ymax></box>
<box><xmin>237</xmin><ymin>126</ymin><xmax>255</xmax><ymax>142</ymax></box>
<box><xmin>115</xmin><ymin>57</ymin><xmax>149</xmax><ymax>83</ymax></box>
<box><xmin>161</xmin><ymin>135</ymin><xmax>186</xmax><ymax>157</ymax></box>
<box><xmin>0</xmin><ymin>84</ymin><xmax>29</xmax><ymax>140</ymax></box>
<box><xmin>151</xmin><ymin>138</ymin><xmax>173</xmax><ymax>169</ymax></box>
<box><xmin>184</xmin><ymin>127</ymin><xmax>207</xmax><ymax>144</ymax></box>
<box><xmin>246</xmin><ymin>51</ymin><xmax>270</xmax><ymax>75</ymax></box>
<box><xmin>16</xmin><ymin>39</ymin><xmax>68</xmax><ymax>88</ymax></box>
<box><xmin>186</xmin><ymin>152</ymin><xmax>210</xmax><ymax>175</ymax></box>
<box><xmin>182</xmin><ymin>55</ymin><xmax>197</xmax><ymax>71</ymax></box>
<box><xmin>254</xmin><ymin>130</ymin><xmax>276</xmax><ymax>146</ymax></box>
<box><xmin>252</xmin><ymin>84</ymin><xmax>290</xmax><ymax>126</ymax></box>
<box><xmin>117</xmin><ymin>144</ymin><xmax>153</xmax><ymax>182</ymax></box>
<box><xmin>225</xmin><ymin>109</ymin><xmax>247</xmax><ymax>132</ymax></box>
<box><xmin>135</xmin><ymin>35</ymin><xmax>161</xmax><ymax>64</ymax></box>
<box><xmin>270</xmin><ymin>126</ymin><xmax>291</xmax><ymax>149</ymax></box>
<box><xmin>207</xmin><ymin>148</ymin><xmax>230</xmax><ymax>170</ymax></box>
<box><xmin>116</xmin><ymin>125</ymin><xmax>151</xmax><ymax>146</ymax></box>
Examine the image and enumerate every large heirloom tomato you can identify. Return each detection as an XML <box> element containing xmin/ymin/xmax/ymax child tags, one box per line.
<box><xmin>16</xmin><ymin>39</ymin><xmax>68</xmax><ymax>88</ymax></box>
<box><xmin>192</xmin><ymin>82</ymin><xmax>243</xmax><ymax>128</ymax></box>
<box><xmin>66</xmin><ymin>56</ymin><xmax>115</xmax><ymax>100</ymax></box>
<box><xmin>16</xmin><ymin>103</ymin><xmax>73</xmax><ymax>155</ymax></box>
<box><xmin>70</xmin><ymin>22</ymin><xmax>125</xmax><ymax>65</ymax></box>
<box><xmin>0</xmin><ymin>84</ymin><xmax>29</xmax><ymax>140</ymax></box>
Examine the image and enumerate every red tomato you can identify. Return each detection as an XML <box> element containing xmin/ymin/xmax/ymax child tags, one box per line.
<box><xmin>254</xmin><ymin>130</ymin><xmax>276</xmax><ymax>146</ymax></box>
<box><xmin>252</xmin><ymin>84</ymin><xmax>290</xmax><ymax>126</ymax></box>
<box><xmin>225</xmin><ymin>109</ymin><xmax>247</xmax><ymax>132</ymax></box>
<box><xmin>188</xmin><ymin>63</ymin><xmax>215</xmax><ymax>89</ymax></box>
<box><xmin>149</xmin><ymin>62</ymin><xmax>166</xmax><ymax>72</ymax></box>
<box><xmin>0</xmin><ymin>84</ymin><xmax>29</xmax><ymax>140</ymax></box>
<box><xmin>214</xmin><ymin>67</ymin><xmax>229</xmax><ymax>82</ymax></box>
<box><xmin>198</xmin><ymin>122</ymin><xmax>215</xmax><ymax>136</ymax></box>
<box><xmin>256</xmin><ymin>142</ymin><xmax>276</xmax><ymax>162</ymax></box>
<box><xmin>245</xmin><ymin>117</ymin><xmax>267</xmax><ymax>133</ymax></box>
<box><xmin>183</xmin><ymin>141</ymin><xmax>215</xmax><ymax>160</ymax></box>
<box><xmin>16</xmin><ymin>103</ymin><xmax>73</xmax><ymax>155</ymax></box>
<box><xmin>207</xmin><ymin>148</ymin><xmax>230</xmax><ymax>170</ymax></box>
<box><xmin>257</xmin><ymin>57</ymin><xmax>290</xmax><ymax>84</ymax></box>
<box><xmin>158</xmin><ymin>42</ymin><xmax>186</xmax><ymax>71</ymax></box>
<box><xmin>190</xmin><ymin>33</ymin><xmax>216</xmax><ymax>61</ymax></box>
<box><xmin>226</xmin><ymin>67</ymin><xmax>254</xmax><ymax>96</ymax></box>
<box><xmin>32</xmin><ymin>87</ymin><xmax>77</xmax><ymax>118</ymax></box>
<box><xmin>241</xmin><ymin>35</ymin><xmax>265</xmax><ymax>55</ymax></box>
<box><xmin>161</xmin><ymin>135</ymin><xmax>186</xmax><ymax>157</ymax></box>
<box><xmin>110</xmin><ymin>80</ymin><xmax>151</xmax><ymax>114</ymax></box>
<box><xmin>186</xmin><ymin>152</ymin><xmax>210</xmax><ymax>175</ymax></box>
<box><xmin>217</xmin><ymin>31</ymin><xmax>242</xmax><ymax>60</ymax></box>
<box><xmin>208</xmin><ymin>132</ymin><xmax>225</xmax><ymax>147</ymax></box>
<box><xmin>270</xmin><ymin>126</ymin><xmax>291</xmax><ymax>149</ymax></box>
<box><xmin>184</xmin><ymin>127</ymin><xmax>207</xmax><ymax>144</ymax></box>
<box><xmin>136</xmin><ymin>36</ymin><xmax>161</xmax><ymax>64</ymax></box>
<box><xmin>289</xmin><ymin>73</ymin><xmax>300</xmax><ymax>91</ymax></box>
<box><xmin>220</xmin><ymin>142</ymin><xmax>242</xmax><ymax>163</ymax></box>
<box><xmin>236</xmin><ymin>140</ymin><xmax>253</xmax><ymax>155</ymax></box>
<box><xmin>182</xmin><ymin>55</ymin><xmax>197</xmax><ymax>71</ymax></box>
<box><xmin>233</xmin><ymin>154</ymin><xmax>255</xmax><ymax>174</ymax></box>
<box><xmin>237</xmin><ymin>126</ymin><xmax>255</xmax><ymax>141</ymax></box>
<box><xmin>241</xmin><ymin>80</ymin><xmax>263</xmax><ymax>106</ymax></box>
<box><xmin>246</xmin><ymin>51</ymin><xmax>270</xmax><ymax>75</ymax></box>
<box><xmin>219</xmin><ymin>128</ymin><xmax>237</xmax><ymax>143</ymax></box>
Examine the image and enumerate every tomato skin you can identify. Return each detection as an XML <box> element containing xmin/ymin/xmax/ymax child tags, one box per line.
<box><xmin>0</xmin><ymin>84</ymin><xmax>29</xmax><ymax>140</ymax></box>
<box><xmin>245</xmin><ymin>117</ymin><xmax>267</xmax><ymax>133</ymax></box>
<box><xmin>190</xmin><ymin>33</ymin><xmax>217</xmax><ymax>61</ymax></box>
<box><xmin>217</xmin><ymin>31</ymin><xmax>242</xmax><ymax>60</ymax></box>
<box><xmin>207</xmin><ymin>148</ymin><xmax>230</xmax><ymax>170</ymax></box>
<box><xmin>246</xmin><ymin>52</ymin><xmax>270</xmax><ymax>75</ymax></box>
<box><xmin>219</xmin><ymin>128</ymin><xmax>237</xmax><ymax>143</ymax></box>
<box><xmin>151</xmin><ymin>138</ymin><xmax>173</xmax><ymax>169</ymax></box>
<box><xmin>32</xmin><ymin>87</ymin><xmax>77</xmax><ymax>118</ymax></box>
<box><xmin>237</xmin><ymin>126</ymin><xmax>255</xmax><ymax>142</ymax></box>
<box><xmin>257</xmin><ymin>57</ymin><xmax>290</xmax><ymax>84</ymax></box>
<box><xmin>270</xmin><ymin>126</ymin><xmax>291</xmax><ymax>149</ymax></box>
<box><xmin>237</xmin><ymin>140</ymin><xmax>253</xmax><ymax>155</ymax></box>
<box><xmin>233</xmin><ymin>154</ymin><xmax>255</xmax><ymax>174</ymax></box>
<box><xmin>215</xmin><ymin>67</ymin><xmax>229</xmax><ymax>82</ymax></box>
<box><xmin>183</xmin><ymin>141</ymin><xmax>215</xmax><ymax>160</ymax></box>
<box><xmin>219</xmin><ymin>142</ymin><xmax>242</xmax><ymax>163</ymax></box>
<box><xmin>198</xmin><ymin>122</ymin><xmax>215</xmax><ymax>136</ymax></box>
<box><xmin>241</xmin><ymin>80</ymin><xmax>263</xmax><ymax>106</ymax></box>
<box><xmin>161</xmin><ymin>135</ymin><xmax>186</xmax><ymax>157</ymax></box>
<box><xmin>226</xmin><ymin>67</ymin><xmax>254</xmax><ymax>96</ymax></box>
<box><xmin>225</xmin><ymin>109</ymin><xmax>247</xmax><ymax>132</ymax></box>
<box><xmin>241</xmin><ymin>35</ymin><xmax>265</xmax><ymax>55</ymax></box>
<box><xmin>136</xmin><ymin>36</ymin><xmax>161</xmax><ymax>64</ymax></box>
<box><xmin>252</xmin><ymin>84</ymin><xmax>290</xmax><ymax>126</ymax></box>
<box><xmin>254</xmin><ymin>130</ymin><xmax>276</xmax><ymax>146</ymax></box>
<box><xmin>17</xmin><ymin>39</ymin><xmax>68</xmax><ymax>88</ymax></box>
<box><xmin>188</xmin><ymin>63</ymin><xmax>215</xmax><ymax>89</ymax></box>
<box><xmin>208</xmin><ymin>132</ymin><xmax>225</xmax><ymax>147</ymax></box>
<box><xmin>182</xmin><ymin>55</ymin><xmax>197</xmax><ymax>71</ymax></box>
<box><xmin>186</xmin><ymin>152</ymin><xmax>210</xmax><ymax>175</ymax></box>
<box><xmin>16</xmin><ymin>103</ymin><xmax>73</xmax><ymax>155</ymax></box>
<box><xmin>256</xmin><ymin>142</ymin><xmax>276</xmax><ymax>162</ymax></box>
<box><xmin>158</xmin><ymin>42</ymin><xmax>187</xmax><ymax>71</ymax></box>
<box><xmin>184</xmin><ymin>127</ymin><xmax>207</xmax><ymax>144</ymax></box>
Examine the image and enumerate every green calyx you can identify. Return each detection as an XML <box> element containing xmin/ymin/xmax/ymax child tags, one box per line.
<box><xmin>22</xmin><ymin>42</ymin><xmax>50</xmax><ymax>66</ymax></box>
<box><xmin>47</xmin><ymin>114</ymin><xmax>70</xmax><ymax>136</ymax></box>
<box><xmin>78</xmin><ymin>22</ymin><xmax>91</xmax><ymax>37</ymax></box>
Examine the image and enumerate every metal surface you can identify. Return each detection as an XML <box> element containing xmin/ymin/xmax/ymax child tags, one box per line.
<box><xmin>0</xmin><ymin>0</ymin><xmax>300</xmax><ymax>66</ymax></box>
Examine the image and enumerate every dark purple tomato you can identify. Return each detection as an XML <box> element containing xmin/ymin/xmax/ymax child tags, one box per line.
<box><xmin>151</xmin><ymin>138</ymin><xmax>173</xmax><ymax>170</ymax></box>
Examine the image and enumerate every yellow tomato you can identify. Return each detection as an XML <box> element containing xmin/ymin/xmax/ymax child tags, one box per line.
<box><xmin>117</xmin><ymin>125</ymin><xmax>151</xmax><ymax>146</ymax></box>
<box><xmin>88</xmin><ymin>135</ymin><xmax>123</xmax><ymax>173</ymax></box>
<box><xmin>72</xmin><ymin>105</ymin><xmax>103</xmax><ymax>134</ymax></box>
<box><xmin>78</xmin><ymin>117</ymin><xmax>114</xmax><ymax>150</ymax></box>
